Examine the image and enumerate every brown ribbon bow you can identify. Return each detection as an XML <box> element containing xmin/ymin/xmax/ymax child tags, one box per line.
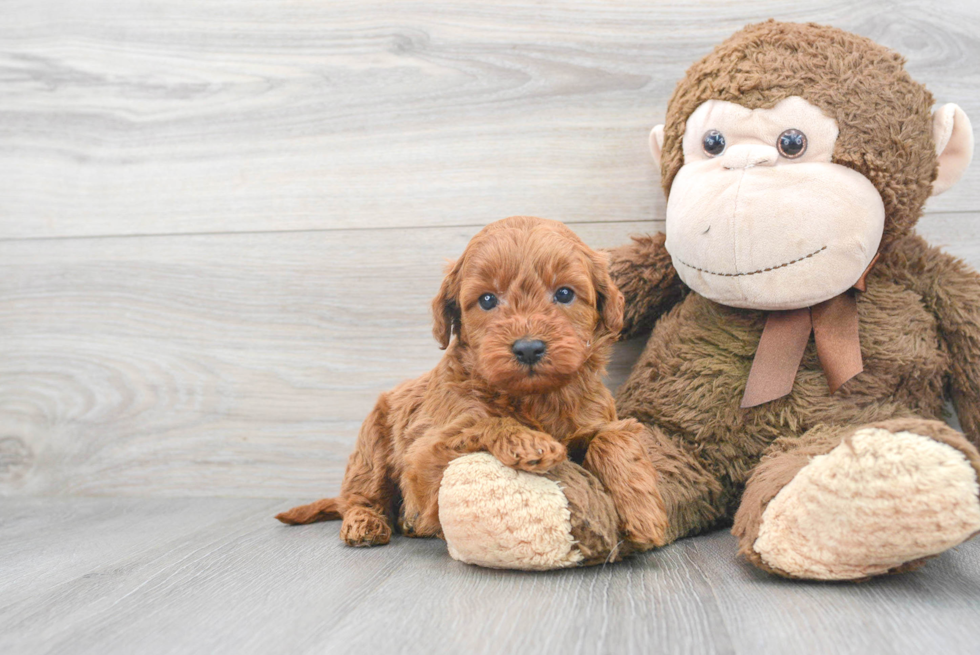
<box><xmin>740</xmin><ymin>255</ymin><xmax>878</xmax><ymax>409</ymax></box>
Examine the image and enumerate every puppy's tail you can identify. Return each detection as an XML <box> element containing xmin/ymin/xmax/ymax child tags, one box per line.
<box><xmin>276</xmin><ymin>497</ymin><xmax>344</xmax><ymax>525</ymax></box>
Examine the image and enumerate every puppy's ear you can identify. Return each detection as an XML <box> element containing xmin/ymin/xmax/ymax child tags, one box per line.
<box><xmin>432</xmin><ymin>258</ymin><xmax>463</xmax><ymax>349</ymax></box>
<box><xmin>589</xmin><ymin>250</ymin><xmax>625</xmax><ymax>338</ymax></box>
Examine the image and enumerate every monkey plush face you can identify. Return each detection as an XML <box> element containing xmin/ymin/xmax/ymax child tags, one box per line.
<box><xmin>650</xmin><ymin>20</ymin><xmax>975</xmax><ymax>311</ymax></box>
<box><xmin>663</xmin><ymin>96</ymin><xmax>884</xmax><ymax>309</ymax></box>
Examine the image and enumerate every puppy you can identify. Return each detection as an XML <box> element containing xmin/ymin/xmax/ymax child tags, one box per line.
<box><xmin>277</xmin><ymin>216</ymin><xmax>667</xmax><ymax>549</ymax></box>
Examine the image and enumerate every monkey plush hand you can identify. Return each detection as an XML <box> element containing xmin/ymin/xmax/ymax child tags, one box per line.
<box><xmin>609</xmin><ymin>20</ymin><xmax>980</xmax><ymax>580</ymax></box>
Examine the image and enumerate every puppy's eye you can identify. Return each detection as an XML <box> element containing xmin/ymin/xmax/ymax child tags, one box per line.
<box><xmin>777</xmin><ymin>129</ymin><xmax>807</xmax><ymax>158</ymax></box>
<box><xmin>478</xmin><ymin>293</ymin><xmax>498</xmax><ymax>310</ymax></box>
<box><xmin>702</xmin><ymin>130</ymin><xmax>726</xmax><ymax>157</ymax></box>
<box><xmin>553</xmin><ymin>287</ymin><xmax>575</xmax><ymax>304</ymax></box>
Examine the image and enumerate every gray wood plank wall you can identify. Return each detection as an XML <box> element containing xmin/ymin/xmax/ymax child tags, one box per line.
<box><xmin>2</xmin><ymin>0</ymin><xmax>979</xmax><ymax>498</ymax></box>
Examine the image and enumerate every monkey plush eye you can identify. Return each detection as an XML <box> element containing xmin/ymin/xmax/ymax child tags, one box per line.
<box><xmin>702</xmin><ymin>130</ymin><xmax>726</xmax><ymax>157</ymax></box>
<box><xmin>553</xmin><ymin>287</ymin><xmax>575</xmax><ymax>304</ymax></box>
<box><xmin>777</xmin><ymin>129</ymin><xmax>808</xmax><ymax>158</ymax></box>
<box><xmin>478</xmin><ymin>293</ymin><xmax>498</xmax><ymax>310</ymax></box>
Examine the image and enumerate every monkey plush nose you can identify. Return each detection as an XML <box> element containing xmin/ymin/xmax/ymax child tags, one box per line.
<box><xmin>512</xmin><ymin>339</ymin><xmax>546</xmax><ymax>365</ymax></box>
<box><xmin>721</xmin><ymin>144</ymin><xmax>779</xmax><ymax>169</ymax></box>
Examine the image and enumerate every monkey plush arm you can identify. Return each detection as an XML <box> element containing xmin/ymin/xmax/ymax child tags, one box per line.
<box><xmin>606</xmin><ymin>232</ymin><xmax>687</xmax><ymax>339</ymax></box>
<box><xmin>918</xmin><ymin>240</ymin><xmax>980</xmax><ymax>447</ymax></box>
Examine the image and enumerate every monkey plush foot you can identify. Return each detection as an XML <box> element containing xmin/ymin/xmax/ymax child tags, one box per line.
<box><xmin>739</xmin><ymin>420</ymin><xmax>980</xmax><ymax>580</ymax></box>
<box><xmin>437</xmin><ymin>453</ymin><xmax>621</xmax><ymax>570</ymax></box>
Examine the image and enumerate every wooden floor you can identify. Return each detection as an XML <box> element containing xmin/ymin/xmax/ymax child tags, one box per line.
<box><xmin>3</xmin><ymin>1</ymin><xmax>980</xmax><ymax>653</ymax></box>
<box><xmin>1</xmin><ymin>498</ymin><xmax>979</xmax><ymax>655</ymax></box>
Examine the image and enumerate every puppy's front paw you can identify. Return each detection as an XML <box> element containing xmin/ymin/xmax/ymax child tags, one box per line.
<box><xmin>340</xmin><ymin>507</ymin><xmax>392</xmax><ymax>547</ymax></box>
<box><xmin>621</xmin><ymin>495</ymin><xmax>669</xmax><ymax>550</ymax></box>
<box><xmin>492</xmin><ymin>430</ymin><xmax>566</xmax><ymax>472</ymax></box>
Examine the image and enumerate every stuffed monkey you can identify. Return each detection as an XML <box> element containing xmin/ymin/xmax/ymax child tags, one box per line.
<box><xmin>440</xmin><ymin>20</ymin><xmax>980</xmax><ymax>578</ymax></box>
<box><xmin>606</xmin><ymin>20</ymin><xmax>980</xmax><ymax>580</ymax></box>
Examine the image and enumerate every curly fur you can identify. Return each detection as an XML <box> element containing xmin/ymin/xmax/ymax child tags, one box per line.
<box><xmin>278</xmin><ymin>216</ymin><xmax>668</xmax><ymax>551</ymax></box>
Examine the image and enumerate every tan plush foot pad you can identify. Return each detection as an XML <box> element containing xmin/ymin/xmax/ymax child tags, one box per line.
<box><xmin>438</xmin><ymin>453</ymin><xmax>583</xmax><ymax>570</ymax></box>
<box><xmin>754</xmin><ymin>428</ymin><xmax>980</xmax><ymax>580</ymax></box>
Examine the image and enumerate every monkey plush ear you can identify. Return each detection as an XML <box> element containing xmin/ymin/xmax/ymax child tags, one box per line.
<box><xmin>431</xmin><ymin>259</ymin><xmax>463</xmax><ymax>349</ymax></box>
<box><xmin>649</xmin><ymin>124</ymin><xmax>665</xmax><ymax>167</ymax></box>
<box><xmin>931</xmin><ymin>104</ymin><xmax>974</xmax><ymax>196</ymax></box>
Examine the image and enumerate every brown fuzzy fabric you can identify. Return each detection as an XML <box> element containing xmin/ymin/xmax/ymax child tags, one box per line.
<box><xmin>615</xmin><ymin>235</ymin><xmax>980</xmax><ymax>546</ymax></box>
<box><xmin>543</xmin><ymin>462</ymin><xmax>622</xmax><ymax>565</ymax></box>
<box><xmin>660</xmin><ymin>20</ymin><xmax>937</xmax><ymax>243</ymax></box>
<box><xmin>899</xmin><ymin>235</ymin><xmax>980</xmax><ymax>449</ymax></box>
<box><xmin>277</xmin><ymin>216</ymin><xmax>668</xmax><ymax>557</ymax></box>
<box><xmin>636</xmin><ymin>422</ymin><xmax>726</xmax><ymax>544</ymax></box>
<box><xmin>610</xmin><ymin>21</ymin><xmax>980</xmax><ymax>579</ymax></box>
<box><xmin>607</xmin><ymin>232</ymin><xmax>687</xmax><ymax>340</ymax></box>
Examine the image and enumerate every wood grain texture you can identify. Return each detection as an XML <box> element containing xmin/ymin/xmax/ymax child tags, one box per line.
<box><xmin>1</xmin><ymin>498</ymin><xmax>979</xmax><ymax>655</ymax></box>
<box><xmin>1</xmin><ymin>0</ymin><xmax>979</xmax><ymax>239</ymax></box>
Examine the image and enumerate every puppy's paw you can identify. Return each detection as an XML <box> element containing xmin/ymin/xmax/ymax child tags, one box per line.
<box><xmin>398</xmin><ymin>508</ymin><xmax>440</xmax><ymax>539</ymax></box>
<box><xmin>340</xmin><ymin>507</ymin><xmax>392</xmax><ymax>547</ymax></box>
<box><xmin>621</xmin><ymin>500</ymin><xmax>669</xmax><ymax>550</ymax></box>
<box><xmin>492</xmin><ymin>430</ymin><xmax>566</xmax><ymax>472</ymax></box>
<box><xmin>398</xmin><ymin>508</ymin><xmax>419</xmax><ymax>537</ymax></box>
<box><xmin>447</xmin><ymin>432</ymin><xmax>483</xmax><ymax>453</ymax></box>
<box><xmin>608</xmin><ymin>464</ymin><xmax>669</xmax><ymax>549</ymax></box>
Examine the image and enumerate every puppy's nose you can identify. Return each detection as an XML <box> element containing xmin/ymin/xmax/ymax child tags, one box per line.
<box><xmin>512</xmin><ymin>339</ymin><xmax>546</xmax><ymax>366</ymax></box>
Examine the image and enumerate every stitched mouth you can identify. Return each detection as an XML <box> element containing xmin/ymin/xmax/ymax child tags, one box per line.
<box><xmin>675</xmin><ymin>246</ymin><xmax>827</xmax><ymax>278</ymax></box>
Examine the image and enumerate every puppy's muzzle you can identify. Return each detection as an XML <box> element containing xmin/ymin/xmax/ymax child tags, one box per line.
<box><xmin>512</xmin><ymin>339</ymin><xmax>546</xmax><ymax>366</ymax></box>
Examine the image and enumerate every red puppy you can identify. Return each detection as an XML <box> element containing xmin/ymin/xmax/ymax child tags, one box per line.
<box><xmin>277</xmin><ymin>216</ymin><xmax>667</xmax><ymax>549</ymax></box>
